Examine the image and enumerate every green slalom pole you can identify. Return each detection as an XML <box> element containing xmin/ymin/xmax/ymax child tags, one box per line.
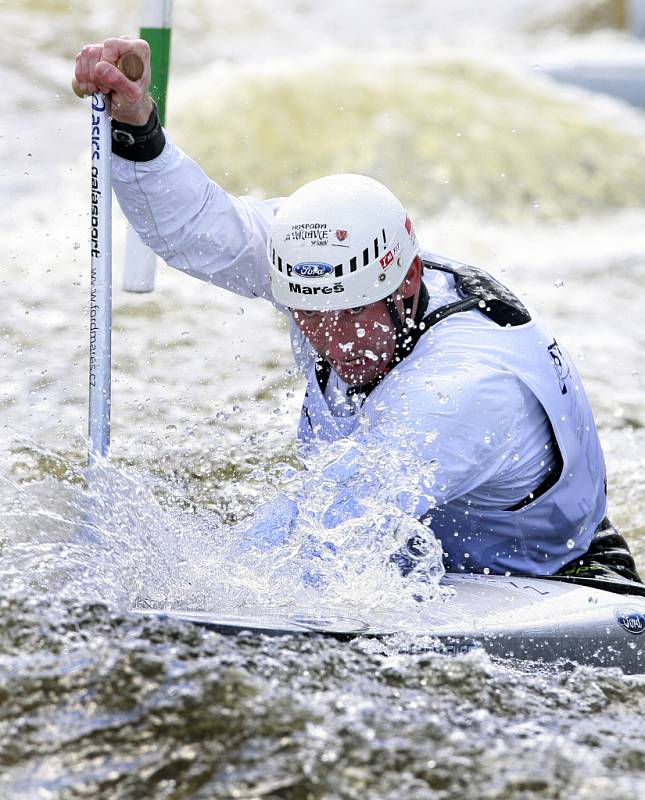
<box><xmin>122</xmin><ymin>0</ymin><xmax>173</xmax><ymax>293</ymax></box>
<box><xmin>140</xmin><ymin>0</ymin><xmax>172</xmax><ymax>125</ymax></box>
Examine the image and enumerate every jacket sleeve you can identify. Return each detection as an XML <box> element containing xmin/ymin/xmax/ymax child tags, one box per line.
<box><xmin>112</xmin><ymin>133</ymin><xmax>283</xmax><ymax>301</ymax></box>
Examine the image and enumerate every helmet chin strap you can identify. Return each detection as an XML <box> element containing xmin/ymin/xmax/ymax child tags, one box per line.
<box><xmin>385</xmin><ymin>278</ymin><xmax>430</xmax><ymax>363</ymax></box>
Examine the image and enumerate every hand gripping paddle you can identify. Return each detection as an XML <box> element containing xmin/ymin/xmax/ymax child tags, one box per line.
<box><xmin>72</xmin><ymin>52</ymin><xmax>144</xmax><ymax>98</ymax></box>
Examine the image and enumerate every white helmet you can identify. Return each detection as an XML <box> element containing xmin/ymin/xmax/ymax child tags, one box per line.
<box><xmin>268</xmin><ymin>174</ymin><xmax>419</xmax><ymax>311</ymax></box>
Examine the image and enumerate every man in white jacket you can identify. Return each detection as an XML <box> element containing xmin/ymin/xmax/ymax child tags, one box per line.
<box><xmin>74</xmin><ymin>38</ymin><xmax>642</xmax><ymax>588</ymax></box>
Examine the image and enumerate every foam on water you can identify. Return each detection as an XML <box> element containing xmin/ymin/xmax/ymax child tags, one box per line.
<box><xmin>173</xmin><ymin>51</ymin><xmax>645</xmax><ymax>223</ymax></box>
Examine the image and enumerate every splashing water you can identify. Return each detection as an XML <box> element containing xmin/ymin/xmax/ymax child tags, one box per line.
<box><xmin>0</xmin><ymin>448</ymin><xmax>180</xmax><ymax>609</ymax></box>
<box><xmin>230</xmin><ymin>418</ymin><xmax>447</xmax><ymax>615</ymax></box>
<box><xmin>0</xmin><ymin>419</ymin><xmax>446</xmax><ymax>624</ymax></box>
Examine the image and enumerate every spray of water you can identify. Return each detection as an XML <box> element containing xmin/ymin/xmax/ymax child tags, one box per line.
<box><xmin>0</xmin><ymin>419</ymin><xmax>448</xmax><ymax>622</ymax></box>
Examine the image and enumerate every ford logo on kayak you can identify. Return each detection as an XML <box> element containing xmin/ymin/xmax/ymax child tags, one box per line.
<box><xmin>615</xmin><ymin>609</ymin><xmax>645</xmax><ymax>635</ymax></box>
<box><xmin>293</xmin><ymin>262</ymin><xmax>333</xmax><ymax>278</ymax></box>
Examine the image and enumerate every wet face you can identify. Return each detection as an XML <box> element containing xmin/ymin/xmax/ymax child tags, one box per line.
<box><xmin>292</xmin><ymin>301</ymin><xmax>397</xmax><ymax>386</ymax></box>
<box><xmin>291</xmin><ymin>258</ymin><xmax>423</xmax><ymax>387</ymax></box>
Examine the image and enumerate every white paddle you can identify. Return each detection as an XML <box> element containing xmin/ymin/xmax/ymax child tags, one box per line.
<box><xmin>87</xmin><ymin>87</ymin><xmax>112</xmax><ymax>465</ymax></box>
<box><xmin>75</xmin><ymin>54</ymin><xmax>144</xmax><ymax>465</ymax></box>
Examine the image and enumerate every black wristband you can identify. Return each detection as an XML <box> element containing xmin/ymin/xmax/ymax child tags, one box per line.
<box><xmin>111</xmin><ymin>102</ymin><xmax>166</xmax><ymax>162</ymax></box>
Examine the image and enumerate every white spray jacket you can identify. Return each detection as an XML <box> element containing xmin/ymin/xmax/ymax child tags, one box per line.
<box><xmin>113</xmin><ymin>134</ymin><xmax>607</xmax><ymax>575</ymax></box>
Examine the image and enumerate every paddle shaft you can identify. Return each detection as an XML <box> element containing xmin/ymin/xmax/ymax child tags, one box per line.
<box><xmin>88</xmin><ymin>91</ymin><xmax>112</xmax><ymax>466</ymax></box>
<box><xmin>81</xmin><ymin>54</ymin><xmax>144</xmax><ymax>464</ymax></box>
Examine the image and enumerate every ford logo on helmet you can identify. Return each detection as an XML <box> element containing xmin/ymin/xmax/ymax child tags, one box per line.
<box><xmin>293</xmin><ymin>262</ymin><xmax>333</xmax><ymax>278</ymax></box>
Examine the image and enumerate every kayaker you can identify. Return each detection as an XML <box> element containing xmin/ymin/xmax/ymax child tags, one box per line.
<box><xmin>74</xmin><ymin>37</ymin><xmax>642</xmax><ymax>587</ymax></box>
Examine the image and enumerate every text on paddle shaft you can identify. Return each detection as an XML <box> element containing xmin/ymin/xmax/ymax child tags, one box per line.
<box><xmin>90</xmin><ymin>95</ymin><xmax>105</xmax><ymax>162</ymax></box>
<box><xmin>91</xmin><ymin>115</ymin><xmax>101</xmax><ymax>161</ymax></box>
<box><xmin>89</xmin><ymin>276</ymin><xmax>98</xmax><ymax>386</ymax></box>
<box><xmin>90</xmin><ymin>167</ymin><xmax>102</xmax><ymax>258</ymax></box>
<box><xmin>89</xmin><ymin>95</ymin><xmax>105</xmax><ymax>387</ymax></box>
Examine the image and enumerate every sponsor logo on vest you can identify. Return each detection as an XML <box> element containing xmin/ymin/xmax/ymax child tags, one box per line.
<box><xmin>293</xmin><ymin>261</ymin><xmax>334</xmax><ymax>278</ymax></box>
<box><xmin>289</xmin><ymin>282</ymin><xmax>344</xmax><ymax>295</ymax></box>
<box><xmin>547</xmin><ymin>339</ymin><xmax>571</xmax><ymax>395</ymax></box>
<box><xmin>615</xmin><ymin>609</ymin><xmax>645</xmax><ymax>635</ymax></box>
<box><xmin>336</xmin><ymin>229</ymin><xmax>348</xmax><ymax>241</ymax></box>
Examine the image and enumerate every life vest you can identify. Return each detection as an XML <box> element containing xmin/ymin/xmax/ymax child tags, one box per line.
<box><xmin>296</xmin><ymin>252</ymin><xmax>607</xmax><ymax>576</ymax></box>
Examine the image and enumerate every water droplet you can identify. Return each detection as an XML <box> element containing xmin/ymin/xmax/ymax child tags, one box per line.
<box><xmin>483</xmin><ymin>433</ymin><xmax>492</xmax><ymax>445</ymax></box>
<box><xmin>566</xmin><ymin>538</ymin><xmax>575</xmax><ymax>549</ymax></box>
<box><xmin>554</xmin><ymin>278</ymin><xmax>564</xmax><ymax>288</ymax></box>
<box><xmin>436</xmin><ymin>392</ymin><xmax>449</xmax><ymax>404</ymax></box>
<box><xmin>356</xmin><ymin>328</ymin><xmax>365</xmax><ymax>338</ymax></box>
<box><xmin>237</xmin><ymin>307</ymin><xmax>245</xmax><ymax>315</ymax></box>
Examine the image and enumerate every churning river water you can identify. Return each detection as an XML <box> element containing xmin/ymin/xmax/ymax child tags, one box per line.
<box><xmin>2</xmin><ymin>1</ymin><xmax>645</xmax><ymax>798</ymax></box>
